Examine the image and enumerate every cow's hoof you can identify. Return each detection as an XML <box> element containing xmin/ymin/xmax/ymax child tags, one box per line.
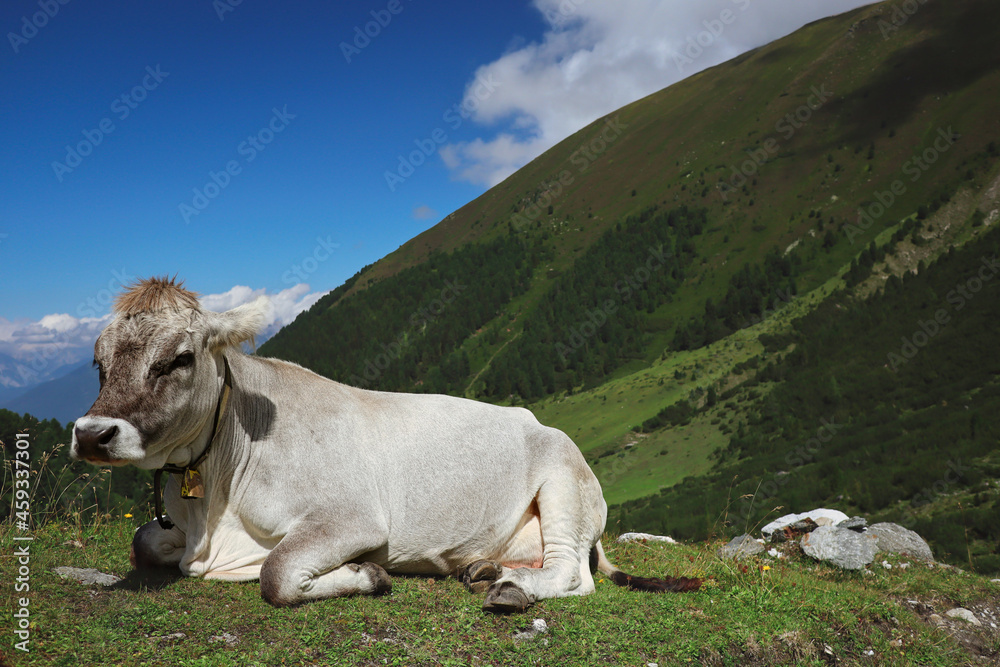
<box><xmin>360</xmin><ymin>562</ymin><xmax>392</xmax><ymax>596</ymax></box>
<box><xmin>458</xmin><ymin>560</ymin><xmax>502</xmax><ymax>594</ymax></box>
<box><xmin>483</xmin><ymin>581</ymin><xmax>532</xmax><ymax>614</ymax></box>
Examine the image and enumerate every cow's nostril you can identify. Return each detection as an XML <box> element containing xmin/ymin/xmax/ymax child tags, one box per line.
<box><xmin>74</xmin><ymin>422</ymin><xmax>119</xmax><ymax>454</ymax></box>
<box><xmin>98</xmin><ymin>425</ymin><xmax>118</xmax><ymax>445</ymax></box>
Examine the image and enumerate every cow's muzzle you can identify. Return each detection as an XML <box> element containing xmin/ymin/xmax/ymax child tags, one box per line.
<box><xmin>71</xmin><ymin>415</ymin><xmax>139</xmax><ymax>465</ymax></box>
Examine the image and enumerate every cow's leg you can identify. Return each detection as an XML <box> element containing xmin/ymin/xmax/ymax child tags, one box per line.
<box><xmin>260</xmin><ymin>519</ymin><xmax>391</xmax><ymax>606</ymax></box>
<box><xmin>457</xmin><ymin>560</ymin><xmax>503</xmax><ymax>593</ymax></box>
<box><xmin>483</xmin><ymin>466</ymin><xmax>603</xmax><ymax>613</ymax></box>
<box><xmin>130</xmin><ymin>520</ymin><xmax>186</xmax><ymax>569</ymax></box>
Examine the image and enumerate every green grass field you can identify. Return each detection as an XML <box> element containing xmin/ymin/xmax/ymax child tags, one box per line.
<box><xmin>5</xmin><ymin>515</ymin><xmax>998</xmax><ymax>666</ymax></box>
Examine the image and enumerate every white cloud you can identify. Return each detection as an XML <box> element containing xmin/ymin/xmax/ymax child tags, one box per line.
<box><xmin>199</xmin><ymin>283</ymin><xmax>327</xmax><ymax>334</ymax></box>
<box><xmin>0</xmin><ymin>284</ymin><xmax>328</xmax><ymax>388</ymax></box>
<box><xmin>442</xmin><ymin>0</ymin><xmax>875</xmax><ymax>186</ymax></box>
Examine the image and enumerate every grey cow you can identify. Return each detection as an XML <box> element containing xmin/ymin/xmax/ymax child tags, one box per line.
<box><xmin>71</xmin><ymin>277</ymin><xmax>699</xmax><ymax>612</ymax></box>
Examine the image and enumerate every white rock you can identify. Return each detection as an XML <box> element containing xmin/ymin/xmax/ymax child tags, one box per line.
<box><xmin>945</xmin><ymin>608</ymin><xmax>981</xmax><ymax>626</ymax></box>
<box><xmin>514</xmin><ymin>619</ymin><xmax>549</xmax><ymax>640</ymax></box>
<box><xmin>761</xmin><ymin>509</ymin><xmax>850</xmax><ymax>537</ymax></box>
<box><xmin>617</xmin><ymin>532</ymin><xmax>677</xmax><ymax>544</ymax></box>
<box><xmin>54</xmin><ymin>566</ymin><xmax>121</xmax><ymax>587</ymax></box>
<box><xmin>882</xmin><ymin>560</ymin><xmax>892</xmax><ymax>570</ymax></box>
<box><xmin>210</xmin><ymin>632</ymin><xmax>239</xmax><ymax>646</ymax></box>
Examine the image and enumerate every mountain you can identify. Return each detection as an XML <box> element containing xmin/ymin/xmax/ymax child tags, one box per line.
<box><xmin>265</xmin><ymin>0</ymin><xmax>1000</xmax><ymax>395</ymax></box>
<box><xmin>259</xmin><ymin>0</ymin><xmax>1000</xmax><ymax>572</ymax></box>
<box><xmin>1</xmin><ymin>361</ymin><xmax>98</xmax><ymax>425</ymax></box>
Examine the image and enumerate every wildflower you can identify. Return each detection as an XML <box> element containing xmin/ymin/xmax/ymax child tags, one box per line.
<box><xmin>124</xmin><ymin>513</ymin><xmax>133</xmax><ymax>518</ymax></box>
<box><xmin>762</xmin><ymin>565</ymin><xmax>771</xmax><ymax>571</ymax></box>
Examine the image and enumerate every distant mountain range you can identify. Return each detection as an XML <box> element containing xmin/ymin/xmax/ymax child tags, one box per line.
<box><xmin>0</xmin><ymin>333</ymin><xmax>274</xmax><ymax>423</ymax></box>
<box><xmin>0</xmin><ymin>361</ymin><xmax>98</xmax><ymax>425</ymax></box>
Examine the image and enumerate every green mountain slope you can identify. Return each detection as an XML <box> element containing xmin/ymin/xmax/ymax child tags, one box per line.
<box><xmin>612</xmin><ymin>221</ymin><xmax>1000</xmax><ymax>572</ymax></box>
<box><xmin>263</xmin><ymin>0</ymin><xmax>1000</xmax><ymax>398</ymax></box>
<box><xmin>258</xmin><ymin>0</ymin><xmax>1000</xmax><ymax>572</ymax></box>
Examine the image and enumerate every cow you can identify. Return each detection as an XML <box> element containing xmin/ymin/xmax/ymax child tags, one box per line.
<box><xmin>71</xmin><ymin>277</ymin><xmax>700</xmax><ymax>612</ymax></box>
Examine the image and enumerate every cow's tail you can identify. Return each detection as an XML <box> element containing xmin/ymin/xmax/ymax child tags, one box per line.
<box><xmin>592</xmin><ymin>540</ymin><xmax>702</xmax><ymax>593</ymax></box>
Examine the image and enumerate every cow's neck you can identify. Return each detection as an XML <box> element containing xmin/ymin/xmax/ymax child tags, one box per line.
<box><xmin>154</xmin><ymin>354</ymin><xmax>234</xmax><ymax>529</ymax></box>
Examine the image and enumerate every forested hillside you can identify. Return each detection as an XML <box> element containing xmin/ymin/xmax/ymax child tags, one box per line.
<box><xmin>0</xmin><ymin>409</ymin><xmax>150</xmax><ymax>521</ymax></box>
<box><xmin>612</xmin><ymin>223</ymin><xmax>1000</xmax><ymax>572</ymax></box>
<box><xmin>477</xmin><ymin>206</ymin><xmax>705</xmax><ymax>400</ymax></box>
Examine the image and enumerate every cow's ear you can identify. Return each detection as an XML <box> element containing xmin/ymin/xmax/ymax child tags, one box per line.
<box><xmin>204</xmin><ymin>296</ymin><xmax>271</xmax><ymax>350</ymax></box>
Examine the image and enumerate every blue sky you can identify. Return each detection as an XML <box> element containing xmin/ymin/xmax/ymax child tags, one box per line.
<box><xmin>0</xmin><ymin>0</ymin><xmax>873</xmax><ymax>388</ymax></box>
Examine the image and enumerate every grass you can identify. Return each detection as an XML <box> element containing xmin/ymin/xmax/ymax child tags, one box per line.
<box><xmin>4</xmin><ymin>514</ymin><xmax>999</xmax><ymax>666</ymax></box>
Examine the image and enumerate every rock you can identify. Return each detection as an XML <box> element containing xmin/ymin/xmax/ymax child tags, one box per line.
<box><xmin>514</xmin><ymin>619</ymin><xmax>549</xmax><ymax>640</ymax></box>
<box><xmin>945</xmin><ymin>608</ymin><xmax>981</xmax><ymax>626</ymax></box>
<box><xmin>718</xmin><ymin>534</ymin><xmax>764</xmax><ymax>560</ymax></box>
<box><xmin>929</xmin><ymin>614</ymin><xmax>944</xmax><ymax>625</ymax></box>
<box><xmin>800</xmin><ymin>525</ymin><xmax>878</xmax><ymax>570</ymax></box>
<box><xmin>761</xmin><ymin>509</ymin><xmax>850</xmax><ymax>538</ymax></box>
<box><xmin>54</xmin><ymin>566</ymin><xmax>121</xmax><ymax>587</ymax></box>
<box><xmin>151</xmin><ymin>632</ymin><xmax>186</xmax><ymax>642</ymax></box>
<box><xmin>617</xmin><ymin>532</ymin><xmax>677</xmax><ymax>544</ymax></box>
<box><xmin>210</xmin><ymin>632</ymin><xmax>239</xmax><ymax>646</ymax></box>
<box><xmin>868</xmin><ymin>523</ymin><xmax>934</xmax><ymax>561</ymax></box>
<box><xmin>770</xmin><ymin>518</ymin><xmax>819</xmax><ymax>543</ymax></box>
<box><xmin>836</xmin><ymin>516</ymin><xmax>868</xmax><ymax>532</ymax></box>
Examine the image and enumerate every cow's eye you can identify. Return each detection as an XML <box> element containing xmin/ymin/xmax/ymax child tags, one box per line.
<box><xmin>153</xmin><ymin>352</ymin><xmax>194</xmax><ymax>378</ymax></box>
<box><xmin>93</xmin><ymin>359</ymin><xmax>106</xmax><ymax>386</ymax></box>
<box><xmin>167</xmin><ymin>352</ymin><xmax>195</xmax><ymax>373</ymax></box>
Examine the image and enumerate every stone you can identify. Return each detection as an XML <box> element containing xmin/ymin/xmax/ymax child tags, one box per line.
<box><xmin>800</xmin><ymin>525</ymin><xmax>878</xmax><ymax>570</ymax></box>
<box><xmin>761</xmin><ymin>509</ymin><xmax>850</xmax><ymax>538</ymax></box>
<box><xmin>945</xmin><ymin>608</ymin><xmax>981</xmax><ymax>626</ymax></box>
<box><xmin>617</xmin><ymin>532</ymin><xmax>677</xmax><ymax>544</ymax></box>
<box><xmin>770</xmin><ymin>518</ymin><xmax>818</xmax><ymax>543</ymax></box>
<box><xmin>54</xmin><ymin>566</ymin><xmax>121</xmax><ymax>587</ymax></box>
<box><xmin>718</xmin><ymin>534</ymin><xmax>764</xmax><ymax>559</ymax></box>
<box><xmin>210</xmin><ymin>632</ymin><xmax>239</xmax><ymax>646</ymax></box>
<box><xmin>868</xmin><ymin>523</ymin><xmax>934</xmax><ymax>561</ymax></box>
<box><xmin>837</xmin><ymin>516</ymin><xmax>868</xmax><ymax>532</ymax></box>
<box><xmin>514</xmin><ymin>619</ymin><xmax>549</xmax><ymax>640</ymax></box>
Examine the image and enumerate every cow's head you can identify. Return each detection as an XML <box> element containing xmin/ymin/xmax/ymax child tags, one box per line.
<box><xmin>71</xmin><ymin>277</ymin><xmax>270</xmax><ymax>470</ymax></box>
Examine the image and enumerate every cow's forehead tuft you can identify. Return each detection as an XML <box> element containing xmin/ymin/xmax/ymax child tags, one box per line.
<box><xmin>115</xmin><ymin>276</ymin><xmax>200</xmax><ymax>315</ymax></box>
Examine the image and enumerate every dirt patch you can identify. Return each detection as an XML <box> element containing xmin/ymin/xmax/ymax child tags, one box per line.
<box><xmin>897</xmin><ymin>594</ymin><xmax>1000</xmax><ymax>663</ymax></box>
